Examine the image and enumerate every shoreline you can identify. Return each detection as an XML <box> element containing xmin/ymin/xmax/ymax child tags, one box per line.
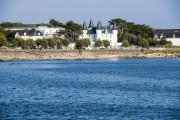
<box><xmin>0</xmin><ymin>49</ymin><xmax>179</xmax><ymax>61</ymax></box>
<box><xmin>1</xmin><ymin>57</ymin><xmax>179</xmax><ymax>62</ymax></box>
<box><xmin>0</xmin><ymin>56</ymin><xmax>179</xmax><ymax>61</ymax></box>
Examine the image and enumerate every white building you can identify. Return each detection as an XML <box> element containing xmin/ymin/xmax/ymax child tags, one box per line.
<box><xmin>79</xmin><ymin>20</ymin><xmax>118</xmax><ymax>47</ymax></box>
<box><xmin>35</xmin><ymin>26</ymin><xmax>64</xmax><ymax>38</ymax></box>
<box><xmin>9</xmin><ymin>26</ymin><xmax>63</xmax><ymax>40</ymax></box>
<box><xmin>15</xmin><ymin>29</ymin><xmax>43</xmax><ymax>40</ymax></box>
<box><xmin>154</xmin><ymin>29</ymin><xmax>180</xmax><ymax>46</ymax></box>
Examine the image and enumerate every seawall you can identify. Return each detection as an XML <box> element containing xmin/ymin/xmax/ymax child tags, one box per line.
<box><xmin>0</xmin><ymin>49</ymin><xmax>142</xmax><ymax>60</ymax></box>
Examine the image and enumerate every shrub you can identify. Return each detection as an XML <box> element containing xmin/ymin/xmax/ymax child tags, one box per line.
<box><xmin>61</xmin><ymin>39</ymin><xmax>70</xmax><ymax>47</ymax></box>
<box><xmin>75</xmin><ymin>39</ymin><xmax>84</xmax><ymax>49</ymax></box>
<box><xmin>102</xmin><ymin>40</ymin><xmax>110</xmax><ymax>48</ymax></box>
<box><xmin>122</xmin><ymin>40</ymin><xmax>129</xmax><ymax>47</ymax></box>
<box><xmin>95</xmin><ymin>39</ymin><xmax>102</xmax><ymax>48</ymax></box>
<box><xmin>0</xmin><ymin>33</ymin><xmax>8</xmax><ymax>47</ymax></box>
<box><xmin>82</xmin><ymin>38</ymin><xmax>91</xmax><ymax>48</ymax></box>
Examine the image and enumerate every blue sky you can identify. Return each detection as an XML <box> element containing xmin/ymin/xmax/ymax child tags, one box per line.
<box><xmin>0</xmin><ymin>0</ymin><xmax>180</xmax><ymax>28</ymax></box>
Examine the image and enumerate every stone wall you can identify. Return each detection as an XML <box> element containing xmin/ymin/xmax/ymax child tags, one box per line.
<box><xmin>0</xmin><ymin>49</ymin><xmax>142</xmax><ymax>60</ymax></box>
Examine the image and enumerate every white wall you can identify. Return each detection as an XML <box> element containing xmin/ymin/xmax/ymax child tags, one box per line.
<box><xmin>80</xmin><ymin>29</ymin><xmax>118</xmax><ymax>47</ymax></box>
<box><xmin>19</xmin><ymin>36</ymin><xmax>43</xmax><ymax>40</ymax></box>
<box><xmin>36</xmin><ymin>26</ymin><xmax>63</xmax><ymax>38</ymax></box>
<box><xmin>167</xmin><ymin>38</ymin><xmax>180</xmax><ymax>46</ymax></box>
<box><xmin>15</xmin><ymin>33</ymin><xmax>43</xmax><ymax>40</ymax></box>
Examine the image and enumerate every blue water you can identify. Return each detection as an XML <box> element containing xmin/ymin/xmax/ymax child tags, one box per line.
<box><xmin>0</xmin><ymin>59</ymin><xmax>180</xmax><ymax>120</ymax></box>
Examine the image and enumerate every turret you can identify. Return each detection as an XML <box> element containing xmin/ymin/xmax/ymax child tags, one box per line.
<box><xmin>96</xmin><ymin>21</ymin><xmax>102</xmax><ymax>40</ymax></box>
<box><xmin>112</xmin><ymin>23</ymin><xmax>118</xmax><ymax>47</ymax></box>
<box><xmin>112</xmin><ymin>23</ymin><xmax>118</xmax><ymax>34</ymax></box>
<box><xmin>83</xmin><ymin>21</ymin><xmax>87</xmax><ymax>30</ymax></box>
<box><xmin>112</xmin><ymin>23</ymin><xmax>117</xmax><ymax>30</ymax></box>
<box><xmin>97</xmin><ymin>21</ymin><xmax>102</xmax><ymax>30</ymax></box>
<box><xmin>88</xmin><ymin>19</ymin><xmax>94</xmax><ymax>28</ymax></box>
<box><xmin>81</xmin><ymin>21</ymin><xmax>88</xmax><ymax>39</ymax></box>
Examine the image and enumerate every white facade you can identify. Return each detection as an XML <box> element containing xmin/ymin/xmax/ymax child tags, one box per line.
<box><xmin>13</xmin><ymin>26</ymin><xmax>65</xmax><ymax>40</ymax></box>
<box><xmin>16</xmin><ymin>36</ymin><xmax>43</xmax><ymax>40</ymax></box>
<box><xmin>14</xmin><ymin>29</ymin><xmax>44</xmax><ymax>40</ymax></box>
<box><xmin>36</xmin><ymin>26</ymin><xmax>64</xmax><ymax>38</ymax></box>
<box><xmin>154</xmin><ymin>29</ymin><xmax>180</xmax><ymax>46</ymax></box>
<box><xmin>79</xmin><ymin>20</ymin><xmax>118</xmax><ymax>47</ymax></box>
<box><xmin>15</xmin><ymin>33</ymin><xmax>43</xmax><ymax>40</ymax></box>
<box><xmin>167</xmin><ymin>38</ymin><xmax>180</xmax><ymax>46</ymax></box>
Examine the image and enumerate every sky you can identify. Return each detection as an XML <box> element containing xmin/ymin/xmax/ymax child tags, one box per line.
<box><xmin>0</xmin><ymin>0</ymin><xmax>180</xmax><ymax>28</ymax></box>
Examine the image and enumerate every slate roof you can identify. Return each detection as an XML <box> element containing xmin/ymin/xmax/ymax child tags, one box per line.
<box><xmin>83</xmin><ymin>22</ymin><xmax>87</xmax><ymax>30</ymax></box>
<box><xmin>97</xmin><ymin>21</ymin><xmax>102</xmax><ymax>29</ymax></box>
<box><xmin>16</xmin><ymin>29</ymin><xmax>43</xmax><ymax>36</ymax></box>
<box><xmin>84</xmin><ymin>20</ymin><xmax>117</xmax><ymax>34</ymax></box>
<box><xmin>87</xmin><ymin>27</ymin><xmax>97</xmax><ymax>34</ymax></box>
<box><xmin>88</xmin><ymin>19</ymin><xmax>94</xmax><ymax>28</ymax></box>
<box><xmin>154</xmin><ymin>29</ymin><xmax>180</xmax><ymax>38</ymax></box>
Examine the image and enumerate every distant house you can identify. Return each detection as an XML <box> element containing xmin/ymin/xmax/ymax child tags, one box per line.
<box><xmin>6</xmin><ymin>26</ymin><xmax>64</xmax><ymax>40</ymax></box>
<box><xmin>79</xmin><ymin>19</ymin><xmax>118</xmax><ymax>48</ymax></box>
<box><xmin>35</xmin><ymin>26</ymin><xmax>64</xmax><ymax>38</ymax></box>
<box><xmin>15</xmin><ymin>29</ymin><xmax>43</xmax><ymax>40</ymax></box>
<box><xmin>154</xmin><ymin>29</ymin><xmax>180</xmax><ymax>46</ymax></box>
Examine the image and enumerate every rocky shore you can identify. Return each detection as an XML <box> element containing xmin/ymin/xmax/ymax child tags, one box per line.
<box><xmin>0</xmin><ymin>49</ymin><xmax>179</xmax><ymax>61</ymax></box>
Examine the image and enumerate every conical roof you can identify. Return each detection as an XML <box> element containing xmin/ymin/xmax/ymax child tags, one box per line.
<box><xmin>88</xmin><ymin>19</ymin><xmax>94</xmax><ymax>28</ymax></box>
<box><xmin>83</xmin><ymin>21</ymin><xmax>87</xmax><ymax>30</ymax></box>
<box><xmin>112</xmin><ymin>23</ymin><xmax>117</xmax><ymax>30</ymax></box>
<box><xmin>97</xmin><ymin>21</ymin><xmax>102</xmax><ymax>29</ymax></box>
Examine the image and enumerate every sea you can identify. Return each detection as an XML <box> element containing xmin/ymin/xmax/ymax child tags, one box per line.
<box><xmin>0</xmin><ymin>59</ymin><xmax>180</xmax><ymax>120</ymax></box>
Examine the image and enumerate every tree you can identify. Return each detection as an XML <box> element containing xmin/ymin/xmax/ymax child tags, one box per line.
<box><xmin>122</xmin><ymin>33</ymin><xmax>137</xmax><ymax>45</ymax></box>
<box><xmin>75</xmin><ymin>39</ymin><xmax>91</xmax><ymax>49</ymax></box>
<box><xmin>36</xmin><ymin>39</ymin><xmax>42</xmax><ymax>48</ymax></box>
<box><xmin>49</xmin><ymin>19</ymin><xmax>64</xmax><ymax>27</ymax></box>
<box><xmin>75</xmin><ymin>39</ymin><xmax>84</xmax><ymax>49</ymax></box>
<box><xmin>109</xmin><ymin>18</ymin><xmax>127</xmax><ymax>34</ymax></box>
<box><xmin>58</xmin><ymin>20</ymin><xmax>82</xmax><ymax>42</ymax></box>
<box><xmin>109</xmin><ymin>18</ymin><xmax>153</xmax><ymax>44</ymax></box>
<box><xmin>147</xmin><ymin>37</ymin><xmax>157</xmax><ymax>46</ymax></box>
<box><xmin>35</xmin><ymin>39</ymin><xmax>49</xmax><ymax>49</ymax></box>
<box><xmin>164</xmin><ymin>43</ymin><xmax>172</xmax><ymax>48</ymax></box>
<box><xmin>139</xmin><ymin>39</ymin><xmax>149</xmax><ymax>48</ymax></box>
<box><xmin>122</xmin><ymin>40</ymin><xmax>129</xmax><ymax>47</ymax></box>
<box><xmin>47</xmin><ymin>39</ymin><xmax>56</xmax><ymax>49</ymax></box>
<box><xmin>95</xmin><ymin>39</ymin><xmax>102</xmax><ymax>48</ymax></box>
<box><xmin>0</xmin><ymin>33</ymin><xmax>8</xmax><ymax>48</ymax></box>
<box><xmin>0</xmin><ymin>22</ymin><xmax>27</xmax><ymax>27</ymax></box>
<box><xmin>26</xmin><ymin>39</ymin><xmax>35</xmax><ymax>49</ymax></box>
<box><xmin>41</xmin><ymin>39</ymin><xmax>48</xmax><ymax>49</ymax></box>
<box><xmin>82</xmin><ymin>39</ymin><xmax>91</xmax><ymax>48</ymax></box>
<box><xmin>13</xmin><ymin>38</ymin><xmax>25</xmax><ymax>48</ymax></box>
<box><xmin>61</xmin><ymin>39</ymin><xmax>70</xmax><ymax>47</ymax></box>
<box><xmin>56</xmin><ymin>40</ymin><xmax>62</xmax><ymax>49</ymax></box>
<box><xmin>159</xmin><ymin>38</ymin><xmax>170</xmax><ymax>46</ymax></box>
<box><xmin>0</xmin><ymin>30</ymin><xmax>12</xmax><ymax>47</ymax></box>
<box><xmin>137</xmin><ymin>35</ymin><xmax>142</xmax><ymax>43</ymax></box>
<box><xmin>4</xmin><ymin>30</ymin><xmax>16</xmax><ymax>42</ymax></box>
<box><xmin>102</xmin><ymin>40</ymin><xmax>110</xmax><ymax>48</ymax></box>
